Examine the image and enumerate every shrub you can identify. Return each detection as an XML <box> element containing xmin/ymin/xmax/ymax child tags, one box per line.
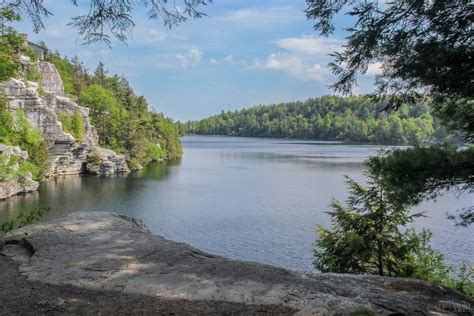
<box><xmin>146</xmin><ymin>143</ymin><xmax>166</xmax><ymax>161</ymax></box>
<box><xmin>59</xmin><ymin>111</ymin><xmax>85</xmax><ymax>143</ymax></box>
<box><xmin>87</xmin><ymin>151</ymin><xmax>102</xmax><ymax>166</ymax></box>
<box><xmin>0</xmin><ymin>105</ymin><xmax>50</xmax><ymax>180</ymax></box>
<box><xmin>59</xmin><ymin>111</ymin><xmax>72</xmax><ymax>133</ymax></box>
<box><xmin>37</xmin><ymin>85</ymin><xmax>45</xmax><ymax>96</ymax></box>
<box><xmin>26</xmin><ymin>66</ymin><xmax>42</xmax><ymax>82</ymax></box>
<box><xmin>315</xmin><ymin>173</ymin><xmax>474</xmax><ymax>299</ymax></box>
<box><xmin>71</xmin><ymin>111</ymin><xmax>85</xmax><ymax>143</ymax></box>
<box><xmin>18</xmin><ymin>160</ymin><xmax>38</xmax><ymax>178</ymax></box>
<box><xmin>0</xmin><ymin>153</ymin><xmax>19</xmax><ymax>181</ymax></box>
<box><xmin>0</xmin><ymin>206</ymin><xmax>50</xmax><ymax>233</ymax></box>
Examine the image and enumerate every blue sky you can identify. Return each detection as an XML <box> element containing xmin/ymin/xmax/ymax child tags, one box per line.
<box><xmin>14</xmin><ymin>0</ymin><xmax>380</xmax><ymax>121</ymax></box>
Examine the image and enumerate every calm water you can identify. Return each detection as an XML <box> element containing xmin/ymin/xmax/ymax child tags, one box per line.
<box><xmin>0</xmin><ymin>136</ymin><xmax>472</xmax><ymax>271</ymax></box>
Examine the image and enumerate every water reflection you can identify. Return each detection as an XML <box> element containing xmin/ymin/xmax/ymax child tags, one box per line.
<box><xmin>0</xmin><ymin>161</ymin><xmax>178</xmax><ymax>223</ymax></box>
<box><xmin>0</xmin><ymin>136</ymin><xmax>472</xmax><ymax>271</ymax></box>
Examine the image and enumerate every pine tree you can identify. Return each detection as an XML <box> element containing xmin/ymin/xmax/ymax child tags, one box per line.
<box><xmin>314</xmin><ymin>175</ymin><xmax>424</xmax><ymax>276</ymax></box>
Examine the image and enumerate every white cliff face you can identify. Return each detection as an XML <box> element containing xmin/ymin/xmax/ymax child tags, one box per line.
<box><xmin>36</xmin><ymin>62</ymin><xmax>65</xmax><ymax>96</ymax></box>
<box><xmin>0</xmin><ymin>61</ymin><xmax>129</xmax><ymax>179</ymax></box>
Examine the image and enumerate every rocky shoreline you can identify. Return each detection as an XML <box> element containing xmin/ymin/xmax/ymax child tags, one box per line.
<box><xmin>0</xmin><ymin>60</ymin><xmax>130</xmax><ymax>200</ymax></box>
<box><xmin>1</xmin><ymin>212</ymin><xmax>472</xmax><ymax>315</ymax></box>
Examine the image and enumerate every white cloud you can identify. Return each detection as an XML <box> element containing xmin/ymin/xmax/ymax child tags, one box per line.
<box><xmin>259</xmin><ymin>53</ymin><xmax>303</xmax><ymax>74</ymax></box>
<box><xmin>223</xmin><ymin>54</ymin><xmax>234</xmax><ymax>63</ymax></box>
<box><xmin>144</xmin><ymin>28</ymin><xmax>166</xmax><ymax>43</ymax></box>
<box><xmin>305</xmin><ymin>64</ymin><xmax>330</xmax><ymax>81</ymax></box>
<box><xmin>209</xmin><ymin>57</ymin><xmax>217</xmax><ymax>64</ymax></box>
<box><xmin>220</xmin><ymin>6</ymin><xmax>300</xmax><ymax>25</ymax></box>
<box><xmin>274</xmin><ymin>36</ymin><xmax>343</xmax><ymax>56</ymax></box>
<box><xmin>365</xmin><ymin>62</ymin><xmax>383</xmax><ymax>76</ymax></box>
<box><xmin>176</xmin><ymin>48</ymin><xmax>203</xmax><ymax>68</ymax></box>
<box><xmin>252</xmin><ymin>52</ymin><xmax>330</xmax><ymax>82</ymax></box>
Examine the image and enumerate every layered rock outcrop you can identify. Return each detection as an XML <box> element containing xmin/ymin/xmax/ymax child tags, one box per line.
<box><xmin>0</xmin><ymin>144</ymin><xmax>39</xmax><ymax>200</ymax></box>
<box><xmin>1</xmin><ymin>212</ymin><xmax>472</xmax><ymax>314</ymax></box>
<box><xmin>0</xmin><ymin>61</ymin><xmax>129</xmax><ymax>179</ymax></box>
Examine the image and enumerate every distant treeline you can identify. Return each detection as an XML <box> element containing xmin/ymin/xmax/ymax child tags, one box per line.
<box><xmin>177</xmin><ymin>96</ymin><xmax>452</xmax><ymax>145</ymax></box>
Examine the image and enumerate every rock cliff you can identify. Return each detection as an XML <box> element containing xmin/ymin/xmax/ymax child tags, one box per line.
<box><xmin>0</xmin><ymin>61</ymin><xmax>129</xmax><ymax>179</ymax></box>
<box><xmin>0</xmin><ymin>144</ymin><xmax>39</xmax><ymax>200</ymax></box>
<box><xmin>1</xmin><ymin>212</ymin><xmax>472</xmax><ymax>315</ymax></box>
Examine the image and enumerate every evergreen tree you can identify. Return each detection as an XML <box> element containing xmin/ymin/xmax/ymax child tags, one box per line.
<box><xmin>314</xmin><ymin>175</ymin><xmax>424</xmax><ymax>276</ymax></box>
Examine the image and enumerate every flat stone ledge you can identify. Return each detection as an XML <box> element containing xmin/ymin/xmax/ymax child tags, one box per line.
<box><xmin>1</xmin><ymin>212</ymin><xmax>472</xmax><ymax>315</ymax></box>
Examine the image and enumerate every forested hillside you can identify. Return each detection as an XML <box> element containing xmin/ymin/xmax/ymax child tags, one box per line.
<box><xmin>178</xmin><ymin>96</ymin><xmax>451</xmax><ymax>145</ymax></box>
<box><xmin>49</xmin><ymin>55</ymin><xmax>182</xmax><ymax>169</ymax></box>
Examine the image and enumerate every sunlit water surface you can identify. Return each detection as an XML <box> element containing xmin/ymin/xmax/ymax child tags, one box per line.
<box><xmin>1</xmin><ymin>136</ymin><xmax>472</xmax><ymax>271</ymax></box>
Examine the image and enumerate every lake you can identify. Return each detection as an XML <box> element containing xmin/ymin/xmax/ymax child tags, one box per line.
<box><xmin>0</xmin><ymin>136</ymin><xmax>472</xmax><ymax>271</ymax></box>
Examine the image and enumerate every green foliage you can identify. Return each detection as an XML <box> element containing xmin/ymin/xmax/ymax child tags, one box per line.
<box><xmin>49</xmin><ymin>54</ymin><xmax>89</xmax><ymax>96</ymax></box>
<box><xmin>49</xmin><ymin>54</ymin><xmax>182</xmax><ymax>166</ymax></box>
<box><xmin>87</xmin><ymin>151</ymin><xmax>102</xmax><ymax>166</ymax></box>
<box><xmin>71</xmin><ymin>111</ymin><xmax>85</xmax><ymax>143</ymax></box>
<box><xmin>305</xmin><ymin>1</ymin><xmax>472</xmax><ymax>142</ymax></box>
<box><xmin>0</xmin><ymin>153</ymin><xmax>19</xmax><ymax>181</ymax></box>
<box><xmin>17</xmin><ymin>159</ymin><xmax>38</xmax><ymax>178</ymax></box>
<box><xmin>304</xmin><ymin>2</ymin><xmax>473</xmax><ymax>230</ymax></box>
<box><xmin>0</xmin><ymin>9</ymin><xmax>24</xmax><ymax>82</ymax></box>
<box><xmin>12</xmin><ymin>109</ymin><xmax>49</xmax><ymax>180</ymax></box>
<box><xmin>0</xmin><ymin>92</ymin><xmax>49</xmax><ymax>180</ymax></box>
<box><xmin>36</xmin><ymin>85</ymin><xmax>45</xmax><ymax>96</ymax></box>
<box><xmin>146</xmin><ymin>143</ymin><xmax>166</xmax><ymax>161</ymax></box>
<box><xmin>402</xmin><ymin>230</ymin><xmax>473</xmax><ymax>299</ymax></box>
<box><xmin>368</xmin><ymin>146</ymin><xmax>474</xmax><ymax>226</ymax></box>
<box><xmin>59</xmin><ymin>111</ymin><xmax>72</xmax><ymax>133</ymax></box>
<box><xmin>0</xmin><ymin>206</ymin><xmax>49</xmax><ymax>233</ymax></box>
<box><xmin>5</xmin><ymin>1</ymin><xmax>211</xmax><ymax>46</ymax></box>
<box><xmin>432</xmin><ymin>96</ymin><xmax>474</xmax><ymax>143</ymax></box>
<box><xmin>314</xmin><ymin>176</ymin><xmax>424</xmax><ymax>276</ymax></box>
<box><xmin>59</xmin><ymin>111</ymin><xmax>85</xmax><ymax>143</ymax></box>
<box><xmin>315</xmin><ymin>165</ymin><xmax>474</xmax><ymax>298</ymax></box>
<box><xmin>305</xmin><ymin>1</ymin><xmax>472</xmax><ymax>100</ymax></box>
<box><xmin>179</xmin><ymin>97</ymin><xmax>445</xmax><ymax>145</ymax></box>
<box><xmin>49</xmin><ymin>55</ymin><xmax>75</xmax><ymax>95</ymax></box>
<box><xmin>351</xmin><ymin>309</ymin><xmax>376</xmax><ymax>316</ymax></box>
<box><xmin>25</xmin><ymin>65</ymin><xmax>42</xmax><ymax>82</ymax></box>
<box><xmin>0</xmin><ymin>152</ymin><xmax>38</xmax><ymax>184</ymax></box>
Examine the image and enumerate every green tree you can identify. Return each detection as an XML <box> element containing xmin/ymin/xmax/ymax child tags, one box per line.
<box><xmin>0</xmin><ymin>93</ymin><xmax>49</xmax><ymax>180</ymax></box>
<box><xmin>305</xmin><ymin>0</ymin><xmax>473</xmax><ymax>225</ymax></box>
<box><xmin>305</xmin><ymin>1</ymin><xmax>472</xmax><ymax>109</ymax></box>
<box><xmin>79</xmin><ymin>84</ymin><xmax>118</xmax><ymax>140</ymax></box>
<box><xmin>368</xmin><ymin>146</ymin><xmax>474</xmax><ymax>226</ymax></box>
<box><xmin>3</xmin><ymin>0</ymin><xmax>212</xmax><ymax>46</ymax></box>
<box><xmin>178</xmin><ymin>96</ymin><xmax>442</xmax><ymax>145</ymax></box>
<box><xmin>70</xmin><ymin>111</ymin><xmax>85</xmax><ymax>143</ymax></box>
<box><xmin>314</xmin><ymin>173</ymin><xmax>474</xmax><ymax>299</ymax></box>
<box><xmin>314</xmin><ymin>176</ymin><xmax>424</xmax><ymax>276</ymax></box>
<box><xmin>0</xmin><ymin>8</ymin><xmax>35</xmax><ymax>82</ymax></box>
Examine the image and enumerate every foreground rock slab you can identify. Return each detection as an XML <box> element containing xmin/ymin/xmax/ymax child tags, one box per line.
<box><xmin>1</xmin><ymin>212</ymin><xmax>472</xmax><ymax>315</ymax></box>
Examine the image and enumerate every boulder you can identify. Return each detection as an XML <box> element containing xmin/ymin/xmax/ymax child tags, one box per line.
<box><xmin>1</xmin><ymin>212</ymin><xmax>472</xmax><ymax>314</ymax></box>
<box><xmin>85</xmin><ymin>147</ymin><xmax>130</xmax><ymax>176</ymax></box>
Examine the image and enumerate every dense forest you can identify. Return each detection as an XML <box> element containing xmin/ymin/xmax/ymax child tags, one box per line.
<box><xmin>1</xmin><ymin>12</ymin><xmax>181</xmax><ymax>175</ymax></box>
<box><xmin>48</xmin><ymin>55</ymin><xmax>182</xmax><ymax>169</ymax></box>
<box><xmin>178</xmin><ymin>96</ymin><xmax>451</xmax><ymax>145</ymax></box>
